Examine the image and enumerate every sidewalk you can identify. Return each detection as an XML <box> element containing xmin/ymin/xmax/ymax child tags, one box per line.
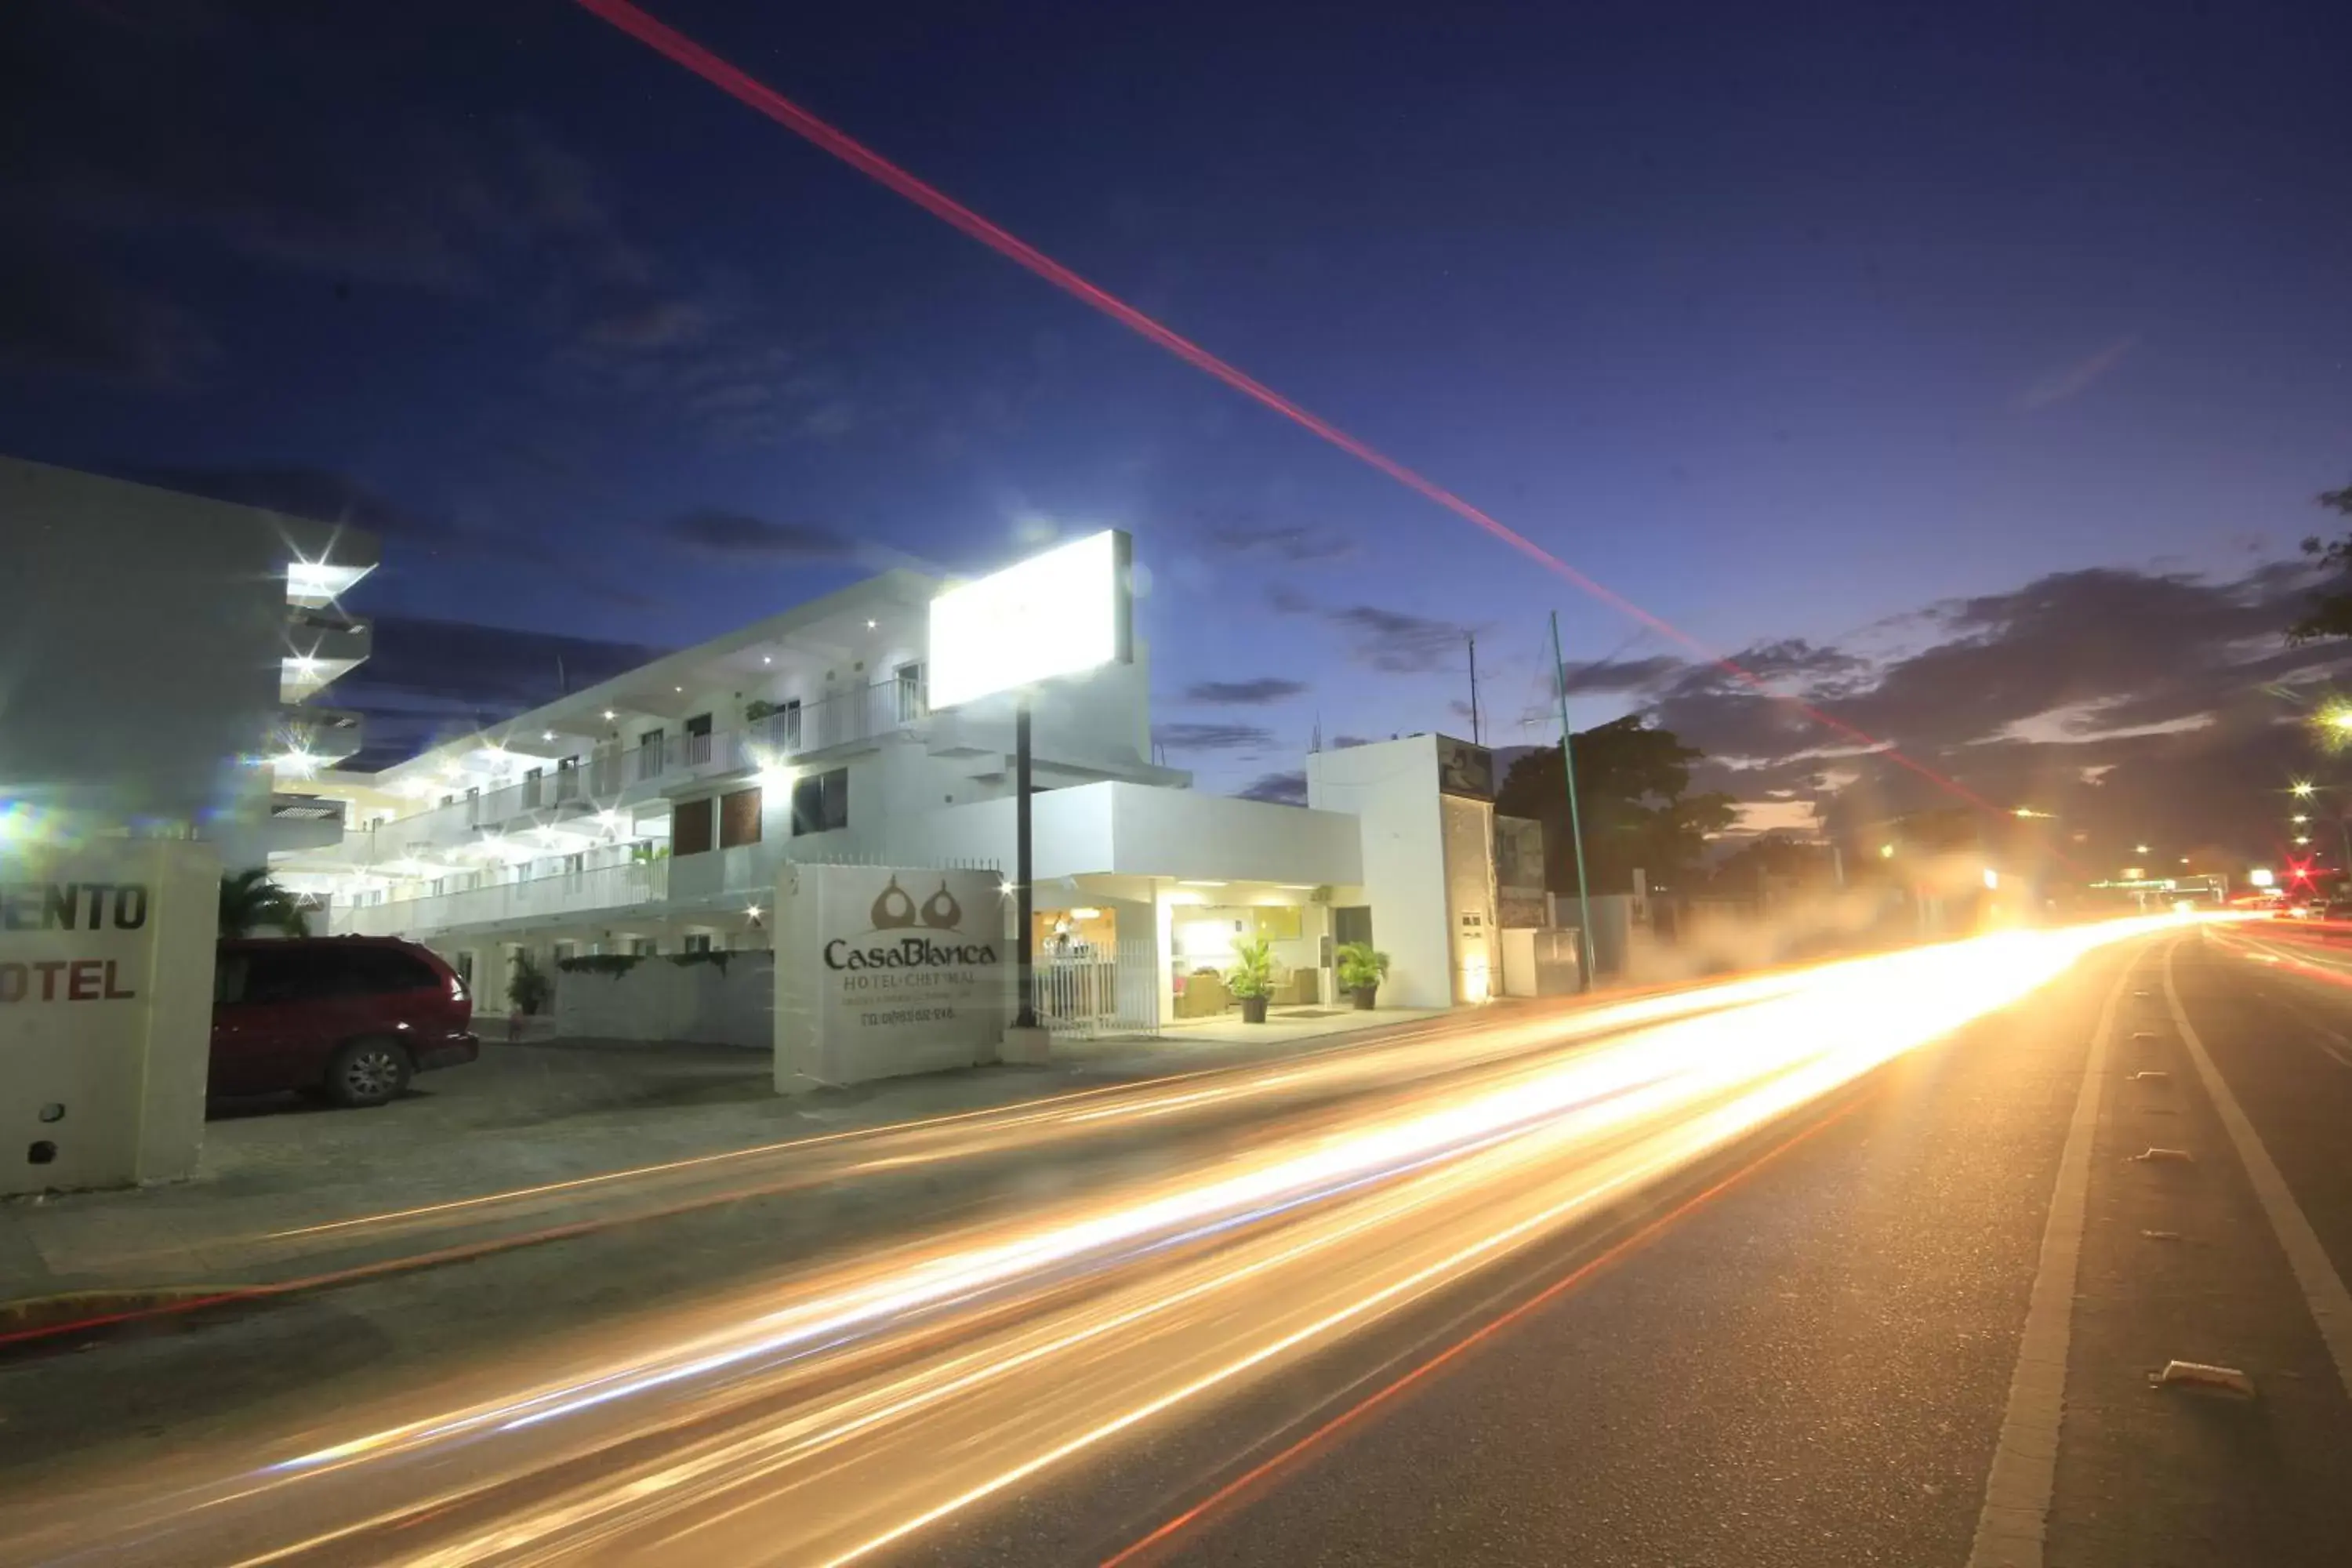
<box><xmin>0</xmin><ymin>1005</ymin><xmax>1464</xmax><ymax>1313</ymax></box>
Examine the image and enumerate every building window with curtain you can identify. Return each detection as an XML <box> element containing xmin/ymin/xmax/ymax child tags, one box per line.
<box><xmin>673</xmin><ymin>797</ymin><xmax>715</xmax><ymax>856</ymax></box>
<box><xmin>720</xmin><ymin>786</ymin><xmax>761</xmax><ymax>848</ymax></box>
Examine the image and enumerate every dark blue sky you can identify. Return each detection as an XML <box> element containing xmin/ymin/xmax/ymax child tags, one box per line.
<box><xmin>6</xmin><ymin>0</ymin><xmax>2350</xmax><ymax>853</ymax></box>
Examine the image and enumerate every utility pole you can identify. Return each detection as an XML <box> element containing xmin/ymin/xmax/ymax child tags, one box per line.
<box><xmin>1013</xmin><ymin>695</ymin><xmax>1036</xmax><ymax>1029</ymax></box>
<box><xmin>1465</xmin><ymin>633</ymin><xmax>1481</xmax><ymax>746</ymax></box>
<box><xmin>1548</xmin><ymin>612</ymin><xmax>1599</xmax><ymax>990</ymax></box>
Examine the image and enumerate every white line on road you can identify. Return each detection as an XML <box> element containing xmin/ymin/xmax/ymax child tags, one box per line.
<box><xmin>2244</xmin><ymin>982</ymin><xmax>2352</xmax><ymax>1070</ymax></box>
<box><xmin>1965</xmin><ymin>948</ymin><xmax>2136</xmax><ymax>1568</ymax></box>
<box><xmin>2163</xmin><ymin>942</ymin><xmax>2352</xmax><ymax>1395</ymax></box>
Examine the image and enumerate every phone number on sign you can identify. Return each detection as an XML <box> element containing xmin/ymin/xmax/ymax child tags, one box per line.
<box><xmin>860</xmin><ymin>1006</ymin><xmax>958</xmax><ymax>1026</ymax></box>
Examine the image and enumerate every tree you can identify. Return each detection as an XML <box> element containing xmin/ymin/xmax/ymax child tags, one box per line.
<box><xmin>1496</xmin><ymin>715</ymin><xmax>1737</xmax><ymax>896</ymax></box>
<box><xmin>2287</xmin><ymin>480</ymin><xmax>2352</xmax><ymax>641</ymax></box>
<box><xmin>1707</xmin><ymin>833</ymin><xmax>1837</xmax><ymax>895</ymax></box>
<box><xmin>218</xmin><ymin>868</ymin><xmax>309</xmax><ymax>938</ymax></box>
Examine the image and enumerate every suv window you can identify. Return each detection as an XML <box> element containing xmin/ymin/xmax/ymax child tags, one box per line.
<box><xmin>235</xmin><ymin>946</ymin><xmax>435</xmax><ymax>1004</ymax></box>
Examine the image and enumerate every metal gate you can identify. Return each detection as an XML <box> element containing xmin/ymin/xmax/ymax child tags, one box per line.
<box><xmin>1036</xmin><ymin>938</ymin><xmax>1160</xmax><ymax>1038</ymax></box>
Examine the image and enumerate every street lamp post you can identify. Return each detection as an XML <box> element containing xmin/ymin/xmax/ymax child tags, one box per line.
<box><xmin>1547</xmin><ymin>611</ymin><xmax>1599</xmax><ymax>991</ymax></box>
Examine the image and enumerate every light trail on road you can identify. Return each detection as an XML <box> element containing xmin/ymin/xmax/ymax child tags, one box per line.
<box><xmin>0</xmin><ymin>920</ymin><xmax>2189</xmax><ymax>1566</ymax></box>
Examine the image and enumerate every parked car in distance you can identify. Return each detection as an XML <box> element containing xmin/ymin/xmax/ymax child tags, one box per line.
<box><xmin>212</xmin><ymin>937</ymin><xmax>478</xmax><ymax>1106</ymax></box>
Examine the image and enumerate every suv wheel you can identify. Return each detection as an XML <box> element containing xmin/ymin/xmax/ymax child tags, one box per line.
<box><xmin>326</xmin><ymin>1038</ymin><xmax>413</xmax><ymax>1108</ymax></box>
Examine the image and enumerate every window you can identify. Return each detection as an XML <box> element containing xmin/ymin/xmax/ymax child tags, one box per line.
<box><xmin>720</xmin><ymin>786</ymin><xmax>762</xmax><ymax>848</ymax></box>
<box><xmin>673</xmin><ymin>797</ymin><xmax>715</xmax><ymax>856</ymax></box>
<box><xmin>453</xmin><ymin>951</ymin><xmax>474</xmax><ymax>987</ymax></box>
<box><xmin>630</xmin><ymin>937</ymin><xmax>658</xmax><ymax>956</ymax></box>
<box><xmin>781</xmin><ymin>698</ymin><xmax>802</xmax><ymax>750</ymax></box>
<box><xmin>555</xmin><ymin>756</ymin><xmax>579</xmax><ymax>800</ymax></box>
<box><xmin>683</xmin><ymin>933</ymin><xmax>713</xmax><ymax>955</ymax></box>
<box><xmin>440</xmin><ymin>793</ymin><xmax>456</xmax><ymax>808</ymax></box>
<box><xmin>684</xmin><ymin>712</ymin><xmax>713</xmax><ymax>764</ymax></box>
<box><xmin>238</xmin><ymin>946</ymin><xmax>434</xmax><ymax>1004</ymax></box>
<box><xmin>790</xmin><ymin>767</ymin><xmax>849</xmax><ymax>836</ymax></box>
<box><xmin>563</xmin><ymin>852</ymin><xmax>584</xmax><ymax>876</ymax></box>
<box><xmin>895</xmin><ymin>662</ymin><xmax>924</xmax><ymax>723</ymax></box>
<box><xmin>553</xmin><ymin>942</ymin><xmax>577</xmax><ymax>964</ymax></box>
<box><xmin>639</xmin><ymin>728</ymin><xmax>665</xmax><ymax>779</ymax></box>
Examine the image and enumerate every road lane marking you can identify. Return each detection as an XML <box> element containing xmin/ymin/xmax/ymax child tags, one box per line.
<box><xmin>2162</xmin><ymin>943</ymin><xmax>2352</xmax><ymax>1395</ymax></box>
<box><xmin>1965</xmin><ymin>949</ymin><xmax>2135</xmax><ymax>1568</ymax></box>
<box><xmin>2241</xmin><ymin>981</ymin><xmax>2352</xmax><ymax>1070</ymax></box>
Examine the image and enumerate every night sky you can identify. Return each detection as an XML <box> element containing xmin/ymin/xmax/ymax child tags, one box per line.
<box><xmin>6</xmin><ymin>0</ymin><xmax>2350</xmax><ymax>869</ymax></box>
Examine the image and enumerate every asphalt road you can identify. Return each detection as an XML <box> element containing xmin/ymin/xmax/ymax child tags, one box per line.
<box><xmin>2</xmin><ymin>920</ymin><xmax>2347</xmax><ymax>1566</ymax></box>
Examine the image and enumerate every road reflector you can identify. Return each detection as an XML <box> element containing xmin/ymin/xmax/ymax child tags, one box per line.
<box><xmin>2129</xmin><ymin>1070</ymin><xmax>2172</xmax><ymax>1083</ymax></box>
<box><xmin>2140</xmin><ymin>1229</ymin><xmax>2183</xmax><ymax>1240</ymax></box>
<box><xmin>2129</xmin><ymin>1030</ymin><xmax>2159</xmax><ymax>1040</ymax></box>
<box><xmin>2132</xmin><ymin>989</ymin><xmax>2151</xmax><ymax>998</ymax></box>
<box><xmin>2152</xmin><ymin>1359</ymin><xmax>2255</xmax><ymax>1399</ymax></box>
<box><xmin>2131</xmin><ymin>1147</ymin><xmax>2194</xmax><ymax>1163</ymax></box>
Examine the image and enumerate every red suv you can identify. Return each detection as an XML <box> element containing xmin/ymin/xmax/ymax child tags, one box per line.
<box><xmin>212</xmin><ymin>938</ymin><xmax>479</xmax><ymax>1106</ymax></box>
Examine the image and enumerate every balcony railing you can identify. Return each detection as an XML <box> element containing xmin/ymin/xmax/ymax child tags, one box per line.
<box><xmin>348</xmin><ymin>677</ymin><xmax>924</xmax><ymax>866</ymax></box>
<box><xmin>329</xmin><ymin>860</ymin><xmax>669</xmax><ymax>937</ymax></box>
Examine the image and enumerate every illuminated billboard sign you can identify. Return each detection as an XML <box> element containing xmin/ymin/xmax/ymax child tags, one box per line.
<box><xmin>928</xmin><ymin>530</ymin><xmax>1132</xmax><ymax>709</ymax></box>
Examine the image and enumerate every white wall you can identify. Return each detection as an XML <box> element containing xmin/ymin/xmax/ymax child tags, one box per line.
<box><xmin>551</xmin><ymin>953</ymin><xmax>773</xmax><ymax>1048</ymax></box>
<box><xmin>1</xmin><ymin>840</ymin><xmax>219</xmax><ymax>1195</ymax></box>
<box><xmin>1306</xmin><ymin>737</ymin><xmax>1453</xmax><ymax>1008</ymax></box>
<box><xmin>897</xmin><ymin>781</ymin><xmax>1360</xmax><ymax>886</ymax></box>
<box><xmin>0</xmin><ymin>458</ymin><xmax>374</xmax><ymax>868</ymax></box>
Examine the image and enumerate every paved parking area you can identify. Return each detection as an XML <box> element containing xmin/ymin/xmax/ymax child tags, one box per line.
<box><xmin>0</xmin><ymin>1012</ymin><xmax>1448</xmax><ymax>1300</ymax></box>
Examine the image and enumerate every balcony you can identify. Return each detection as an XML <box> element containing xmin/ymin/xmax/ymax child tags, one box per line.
<box><xmin>281</xmin><ymin>608</ymin><xmax>373</xmax><ymax>702</ymax></box>
<box><xmin>341</xmin><ymin>677</ymin><xmax>926</xmax><ymax>868</ymax></box>
<box><xmin>328</xmin><ymin>859</ymin><xmax>670</xmax><ymax>938</ymax></box>
<box><xmin>267</xmin><ymin>792</ymin><xmax>348</xmax><ymax>854</ymax></box>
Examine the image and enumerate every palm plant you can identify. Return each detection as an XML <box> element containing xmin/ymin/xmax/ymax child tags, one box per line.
<box><xmin>1225</xmin><ymin>935</ymin><xmax>1277</xmax><ymax>1023</ymax></box>
<box><xmin>1337</xmin><ymin>942</ymin><xmax>1390</xmax><ymax>1007</ymax></box>
<box><xmin>218</xmin><ymin>868</ymin><xmax>310</xmax><ymax>938</ymax></box>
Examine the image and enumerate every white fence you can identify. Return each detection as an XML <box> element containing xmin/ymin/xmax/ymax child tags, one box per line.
<box><xmin>330</xmin><ymin>861</ymin><xmax>668</xmax><ymax>937</ymax></box>
<box><xmin>349</xmin><ymin>678</ymin><xmax>921</xmax><ymax>866</ymax></box>
<box><xmin>1036</xmin><ymin>938</ymin><xmax>1160</xmax><ymax>1038</ymax></box>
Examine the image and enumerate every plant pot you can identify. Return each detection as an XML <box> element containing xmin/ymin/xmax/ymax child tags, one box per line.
<box><xmin>1351</xmin><ymin>985</ymin><xmax>1377</xmax><ymax>1011</ymax></box>
<box><xmin>1239</xmin><ymin>994</ymin><xmax>1269</xmax><ymax>1024</ymax></box>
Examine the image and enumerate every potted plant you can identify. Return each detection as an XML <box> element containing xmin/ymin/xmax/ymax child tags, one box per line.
<box><xmin>507</xmin><ymin>949</ymin><xmax>553</xmax><ymax>1017</ymax></box>
<box><xmin>1337</xmin><ymin>942</ymin><xmax>1389</xmax><ymax>1010</ymax></box>
<box><xmin>1226</xmin><ymin>935</ymin><xmax>1276</xmax><ymax>1024</ymax></box>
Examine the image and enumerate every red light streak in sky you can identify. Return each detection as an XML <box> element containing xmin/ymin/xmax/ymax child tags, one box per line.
<box><xmin>572</xmin><ymin>0</ymin><xmax>2007</xmax><ymax>820</ymax></box>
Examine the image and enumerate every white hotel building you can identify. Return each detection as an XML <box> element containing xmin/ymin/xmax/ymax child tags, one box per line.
<box><xmin>280</xmin><ymin>570</ymin><xmax>1521</xmax><ymax>1028</ymax></box>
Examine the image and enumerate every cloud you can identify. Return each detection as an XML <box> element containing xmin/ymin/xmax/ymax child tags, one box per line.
<box><xmin>0</xmin><ymin>243</ymin><xmax>216</xmax><ymax>389</ymax></box>
<box><xmin>1237</xmin><ymin>770</ymin><xmax>1308</xmax><ymax>805</ymax></box>
<box><xmin>1266</xmin><ymin>584</ymin><xmax>1318</xmax><ymax>616</ymax></box>
<box><xmin>1154</xmin><ymin>722</ymin><xmax>1276</xmax><ymax>753</ymax></box>
<box><xmin>1628</xmin><ymin>559</ymin><xmax>2347</xmax><ymax>862</ymax></box>
<box><xmin>581</xmin><ymin>298</ymin><xmax>709</xmax><ymax>350</ymax></box>
<box><xmin>1185</xmin><ymin>677</ymin><xmax>1309</xmax><ymax>706</ymax></box>
<box><xmin>1327</xmin><ymin>604</ymin><xmax>1469</xmax><ymax>673</ymax></box>
<box><xmin>1210</xmin><ymin>524</ymin><xmax>1356</xmax><ymax>563</ymax></box>
<box><xmin>125</xmin><ymin>465</ymin><xmax>662</xmax><ymax>609</ymax></box>
<box><xmin>657</xmin><ymin>508</ymin><xmax>858</xmax><ymax>564</ymax></box>
<box><xmin>333</xmin><ymin>615</ymin><xmax>671</xmax><ymax>763</ymax></box>
<box><xmin>2016</xmin><ymin>335</ymin><xmax>2138</xmax><ymax>411</ymax></box>
<box><xmin>1552</xmin><ymin>654</ymin><xmax>1686</xmax><ymax>699</ymax></box>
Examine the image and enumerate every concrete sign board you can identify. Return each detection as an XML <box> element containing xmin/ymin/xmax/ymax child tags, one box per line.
<box><xmin>1</xmin><ymin>839</ymin><xmax>218</xmax><ymax>1195</ymax></box>
<box><xmin>775</xmin><ymin>864</ymin><xmax>1010</xmax><ymax>1092</ymax></box>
